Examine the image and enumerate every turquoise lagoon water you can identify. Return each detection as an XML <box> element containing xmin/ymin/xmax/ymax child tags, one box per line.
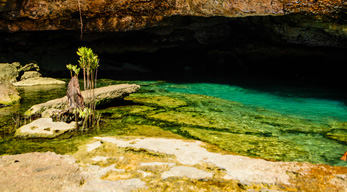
<box><xmin>159</xmin><ymin>83</ymin><xmax>347</xmax><ymax>123</ymax></box>
<box><xmin>1</xmin><ymin>80</ymin><xmax>347</xmax><ymax>166</ymax></box>
<box><xmin>156</xmin><ymin>82</ymin><xmax>347</xmax><ymax>166</ymax></box>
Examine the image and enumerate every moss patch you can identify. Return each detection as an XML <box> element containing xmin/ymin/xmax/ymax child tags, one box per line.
<box><xmin>127</xmin><ymin>95</ymin><xmax>187</xmax><ymax>108</ymax></box>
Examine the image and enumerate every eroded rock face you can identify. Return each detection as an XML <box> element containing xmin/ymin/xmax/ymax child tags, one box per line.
<box><xmin>0</xmin><ymin>0</ymin><xmax>346</xmax><ymax>32</ymax></box>
<box><xmin>0</xmin><ymin>62</ymin><xmax>20</xmax><ymax>83</ymax></box>
<box><xmin>0</xmin><ymin>1</ymin><xmax>346</xmax><ymax>89</ymax></box>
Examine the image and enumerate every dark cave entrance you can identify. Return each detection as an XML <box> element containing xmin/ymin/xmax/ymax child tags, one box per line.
<box><xmin>1</xmin><ymin>15</ymin><xmax>347</xmax><ymax>91</ymax></box>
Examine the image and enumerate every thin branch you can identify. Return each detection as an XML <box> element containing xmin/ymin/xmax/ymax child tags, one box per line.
<box><xmin>78</xmin><ymin>0</ymin><xmax>83</xmax><ymax>40</ymax></box>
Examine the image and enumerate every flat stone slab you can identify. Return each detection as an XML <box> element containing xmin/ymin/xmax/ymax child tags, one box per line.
<box><xmin>15</xmin><ymin>118</ymin><xmax>75</xmax><ymax>138</ymax></box>
<box><xmin>25</xmin><ymin>84</ymin><xmax>140</xmax><ymax>116</ymax></box>
<box><xmin>93</xmin><ymin>137</ymin><xmax>319</xmax><ymax>186</ymax></box>
<box><xmin>140</xmin><ymin>162</ymin><xmax>176</xmax><ymax>167</ymax></box>
<box><xmin>0</xmin><ymin>152</ymin><xmax>83</xmax><ymax>192</ymax></box>
<box><xmin>82</xmin><ymin>178</ymin><xmax>147</xmax><ymax>192</ymax></box>
<box><xmin>13</xmin><ymin>77</ymin><xmax>65</xmax><ymax>86</ymax></box>
<box><xmin>2</xmin><ymin>138</ymin><xmax>347</xmax><ymax>191</ymax></box>
<box><xmin>162</xmin><ymin>166</ymin><xmax>213</xmax><ymax>179</ymax></box>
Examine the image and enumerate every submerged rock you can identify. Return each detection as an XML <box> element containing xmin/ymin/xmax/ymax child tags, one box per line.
<box><xmin>25</xmin><ymin>84</ymin><xmax>140</xmax><ymax>116</ymax></box>
<box><xmin>0</xmin><ymin>83</ymin><xmax>21</xmax><ymax>106</ymax></box>
<box><xmin>15</xmin><ymin>118</ymin><xmax>76</xmax><ymax>138</ymax></box>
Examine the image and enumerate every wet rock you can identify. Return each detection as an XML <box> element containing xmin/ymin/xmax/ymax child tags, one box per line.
<box><xmin>0</xmin><ymin>83</ymin><xmax>21</xmax><ymax>106</ymax></box>
<box><xmin>25</xmin><ymin>84</ymin><xmax>140</xmax><ymax>116</ymax></box>
<box><xmin>15</xmin><ymin>117</ymin><xmax>76</xmax><ymax>138</ymax></box>
<box><xmin>13</xmin><ymin>77</ymin><xmax>65</xmax><ymax>86</ymax></box>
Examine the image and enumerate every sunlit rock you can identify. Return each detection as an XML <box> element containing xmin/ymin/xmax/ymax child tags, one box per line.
<box><xmin>0</xmin><ymin>83</ymin><xmax>21</xmax><ymax>106</ymax></box>
<box><xmin>20</xmin><ymin>71</ymin><xmax>42</xmax><ymax>80</ymax></box>
<box><xmin>25</xmin><ymin>84</ymin><xmax>140</xmax><ymax>116</ymax></box>
<box><xmin>15</xmin><ymin>118</ymin><xmax>75</xmax><ymax>138</ymax></box>
<box><xmin>0</xmin><ymin>62</ymin><xmax>20</xmax><ymax>83</ymax></box>
<box><xmin>0</xmin><ymin>152</ymin><xmax>83</xmax><ymax>192</ymax></box>
<box><xmin>161</xmin><ymin>166</ymin><xmax>213</xmax><ymax>179</ymax></box>
<box><xmin>13</xmin><ymin>77</ymin><xmax>65</xmax><ymax>86</ymax></box>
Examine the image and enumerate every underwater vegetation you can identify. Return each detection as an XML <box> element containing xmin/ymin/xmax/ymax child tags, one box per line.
<box><xmin>1</xmin><ymin>80</ymin><xmax>347</xmax><ymax>167</ymax></box>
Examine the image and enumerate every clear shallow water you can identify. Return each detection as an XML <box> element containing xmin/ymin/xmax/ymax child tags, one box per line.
<box><xmin>1</xmin><ymin>80</ymin><xmax>347</xmax><ymax>166</ymax></box>
<box><xmin>159</xmin><ymin>83</ymin><xmax>347</xmax><ymax>123</ymax></box>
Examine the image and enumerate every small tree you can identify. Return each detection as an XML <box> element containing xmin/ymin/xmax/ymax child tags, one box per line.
<box><xmin>76</xmin><ymin>47</ymin><xmax>100</xmax><ymax>128</ymax></box>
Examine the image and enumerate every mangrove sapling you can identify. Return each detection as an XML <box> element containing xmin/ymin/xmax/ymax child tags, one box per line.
<box><xmin>77</xmin><ymin>47</ymin><xmax>100</xmax><ymax>128</ymax></box>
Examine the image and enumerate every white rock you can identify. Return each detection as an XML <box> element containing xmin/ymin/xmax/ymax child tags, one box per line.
<box><xmin>87</xmin><ymin>141</ymin><xmax>103</xmax><ymax>152</ymax></box>
<box><xmin>137</xmin><ymin>170</ymin><xmax>152</xmax><ymax>177</ymax></box>
<box><xmin>82</xmin><ymin>178</ymin><xmax>147</xmax><ymax>192</ymax></box>
<box><xmin>95</xmin><ymin>137</ymin><xmax>293</xmax><ymax>185</ymax></box>
<box><xmin>91</xmin><ymin>156</ymin><xmax>109</xmax><ymax>162</ymax></box>
<box><xmin>15</xmin><ymin>118</ymin><xmax>75</xmax><ymax>138</ymax></box>
<box><xmin>162</xmin><ymin>166</ymin><xmax>213</xmax><ymax>179</ymax></box>
<box><xmin>140</xmin><ymin>162</ymin><xmax>176</xmax><ymax>167</ymax></box>
<box><xmin>13</xmin><ymin>77</ymin><xmax>65</xmax><ymax>86</ymax></box>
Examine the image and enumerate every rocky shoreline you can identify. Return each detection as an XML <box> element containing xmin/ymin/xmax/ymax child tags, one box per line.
<box><xmin>1</xmin><ymin>137</ymin><xmax>347</xmax><ymax>192</ymax></box>
<box><xmin>0</xmin><ymin>62</ymin><xmax>65</xmax><ymax>107</ymax></box>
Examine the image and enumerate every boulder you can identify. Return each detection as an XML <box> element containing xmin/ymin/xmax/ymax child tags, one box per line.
<box><xmin>0</xmin><ymin>62</ymin><xmax>41</xmax><ymax>84</ymax></box>
<box><xmin>25</xmin><ymin>84</ymin><xmax>140</xmax><ymax>116</ymax></box>
<box><xmin>13</xmin><ymin>77</ymin><xmax>65</xmax><ymax>86</ymax></box>
<box><xmin>0</xmin><ymin>83</ymin><xmax>21</xmax><ymax>106</ymax></box>
<box><xmin>15</xmin><ymin>118</ymin><xmax>76</xmax><ymax>138</ymax></box>
<box><xmin>20</xmin><ymin>71</ymin><xmax>42</xmax><ymax>80</ymax></box>
<box><xmin>0</xmin><ymin>62</ymin><xmax>20</xmax><ymax>83</ymax></box>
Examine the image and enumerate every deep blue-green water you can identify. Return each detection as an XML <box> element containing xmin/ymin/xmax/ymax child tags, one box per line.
<box><xmin>159</xmin><ymin>83</ymin><xmax>347</xmax><ymax>123</ymax></box>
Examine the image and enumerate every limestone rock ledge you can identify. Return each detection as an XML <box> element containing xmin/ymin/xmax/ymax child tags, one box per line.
<box><xmin>24</xmin><ymin>84</ymin><xmax>141</xmax><ymax>116</ymax></box>
<box><xmin>1</xmin><ymin>137</ymin><xmax>347</xmax><ymax>191</ymax></box>
<box><xmin>13</xmin><ymin>77</ymin><xmax>66</xmax><ymax>86</ymax></box>
<box><xmin>0</xmin><ymin>0</ymin><xmax>346</xmax><ymax>32</ymax></box>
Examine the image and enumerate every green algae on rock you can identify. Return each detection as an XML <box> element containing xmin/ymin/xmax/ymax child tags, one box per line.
<box><xmin>2</xmin><ymin>80</ymin><xmax>347</xmax><ymax>168</ymax></box>
<box><xmin>101</xmin><ymin>88</ymin><xmax>347</xmax><ymax>166</ymax></box>
<box><xmin>0</xmin><ymin>84</ymin><xmax>21</xmax><ymax>106</ymax></box>
<box><xmin>72</xmin><ymin>137</ymin><xmax>347</xmax><ymax>191</ymax></box>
